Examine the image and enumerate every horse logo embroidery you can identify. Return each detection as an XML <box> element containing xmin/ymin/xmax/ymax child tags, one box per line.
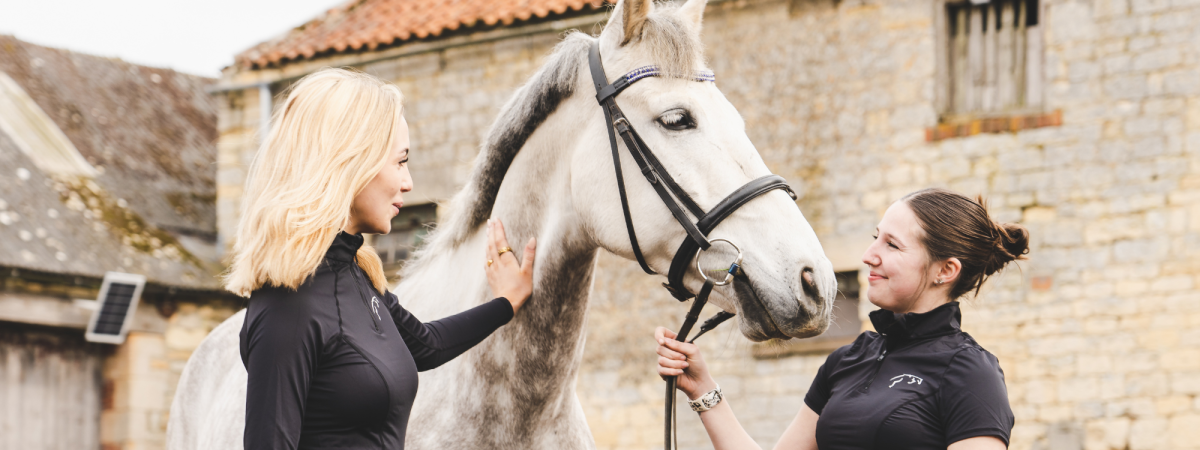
<box><xmin>371</xmin><ymin>296</ymin><xmax>382</xmax><ymax>321</ymax></box>
<box><xmin>889</xmin><ymin>374</ymin><xmax>924</xmax><ymax>388</ymax></box>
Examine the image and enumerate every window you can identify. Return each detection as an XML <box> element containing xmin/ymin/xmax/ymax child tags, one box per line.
<box><xmin>752</xmin><ymin>270</ymin><xmax>864</xmax><ymax>358</ymax></box>
<box><xmin>372</xmin><ymin>203</ymin><xmax>437</xmax><ymax>281</ymax></box>
<box><xmin>937</xmin><ymin>0</ymin><xmax>1042</xmax><ymax>119</ymax></box>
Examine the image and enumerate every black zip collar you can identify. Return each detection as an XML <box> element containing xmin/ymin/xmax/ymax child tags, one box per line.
<box><xmin>868</xmin><ymin>301</ymin><xmax>962</xmax><ymax>345</ymax></box>
<box><xmin>326</xmin><ymin>231</ymin><xmax>364</xmax><ymax>262</ymax></box>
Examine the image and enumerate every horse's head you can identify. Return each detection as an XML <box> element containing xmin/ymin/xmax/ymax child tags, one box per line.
<box><xmin>573</xmin><ymin>0</ymin><xmax>835</xmax><ymax>341</ymax></box>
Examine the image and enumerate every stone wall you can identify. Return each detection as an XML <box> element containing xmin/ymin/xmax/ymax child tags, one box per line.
<box><xmin>213</xmin><ymin>0</ymin><xmax>1200</xmax><ymax>449</ymax></box>
<box><xmin>101</xmin><ymin>298</ymin><xmax>238</xmax><ymax>450</ymax></box>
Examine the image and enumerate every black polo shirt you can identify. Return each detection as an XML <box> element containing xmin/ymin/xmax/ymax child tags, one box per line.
<box><xmin>804</xmin><ymin>302</ymin><xmax>1014</xmax><ymax>449</ymax></box>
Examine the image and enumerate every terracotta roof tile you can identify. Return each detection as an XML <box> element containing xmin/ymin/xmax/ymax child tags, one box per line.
<box><xmin>236</xmin><ymin>0</ymin><xmax>607</xmax><ymax>69</ymax></box>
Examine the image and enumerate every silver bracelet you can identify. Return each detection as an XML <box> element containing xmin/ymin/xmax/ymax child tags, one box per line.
<box><xmin>688</xmin><ymin>385</ymin><xmax>723</xmax><ymax>412</ymax></box>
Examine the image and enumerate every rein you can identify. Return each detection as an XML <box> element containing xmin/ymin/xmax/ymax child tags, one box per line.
<box><xmin>586</xmin><ymin>40</ymin><xmax>797</xmax><ymax>450</ymax></box>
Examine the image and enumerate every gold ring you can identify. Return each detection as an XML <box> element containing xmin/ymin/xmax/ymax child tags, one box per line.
<box><xmin>498</xmin><ymin>247</ymin><xmax>513</xmax><ymax>256</ymax></box>
<box><xmin>486</xmin><ymin>259</ymin><xmax>493</xmax><ymax>267</ymax></box>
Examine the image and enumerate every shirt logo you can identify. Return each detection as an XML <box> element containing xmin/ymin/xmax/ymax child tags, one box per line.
<box><xmin>889</xmin><ymin>374</ymin><xmax>924</xmax><ymax>388</ymax></box>
<box><xmin>370</xmin><ymin>296</ymin><xmax>382</xmax><ymax>321</ymax></box>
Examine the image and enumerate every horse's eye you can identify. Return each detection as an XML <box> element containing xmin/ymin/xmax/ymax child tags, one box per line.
<box><xmin>657</xmin><ymin>109</ymin><xmax>696</xmax><ymax>131</ymax></box>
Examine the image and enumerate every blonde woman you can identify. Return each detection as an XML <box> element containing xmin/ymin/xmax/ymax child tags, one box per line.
<box><xmin>226</xmin><ymin>68</ymin><xmax>536</xmax><ymax>449</ymax></box>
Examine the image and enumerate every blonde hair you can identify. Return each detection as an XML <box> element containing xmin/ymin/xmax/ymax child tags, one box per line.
<box><xmin>224</xmin><ymin>68</ymin><xmax>400</xmax><ymax>297</ymax></box>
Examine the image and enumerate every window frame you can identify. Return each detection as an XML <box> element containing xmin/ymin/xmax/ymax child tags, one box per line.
<box><xmin>369</xmin><ymin>202</ymin><xmax>438</xmax><ymax>282</ymax></box>
<box><xmin>934</xmin><ymin>0</ymin><xmax>1045</xmax><ymax>122</ymax></box>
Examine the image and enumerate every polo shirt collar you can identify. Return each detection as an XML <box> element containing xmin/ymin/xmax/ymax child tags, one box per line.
<box><xmin>325</xmin><ymin>231</ymin><xmax>364</xmax><ymax>262</ymax></box>
<box><xmin>868</xmin><ymin>301</ymin><xmax>962</xmax><ymax>343</ymax></box>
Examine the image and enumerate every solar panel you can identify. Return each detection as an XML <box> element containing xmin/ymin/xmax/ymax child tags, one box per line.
<box><xmin>85</xmin><ymin>272</ymin><xmax>146</xmax><ymax>344</ymax></box>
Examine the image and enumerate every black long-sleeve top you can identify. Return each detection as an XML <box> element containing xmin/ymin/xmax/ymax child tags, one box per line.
<box><xmin>239</xmin><ymin>232</ymin><xmax>513</xmax><ymax>449</ymax></box>
<box><xmin>804</xmin><ymin>302</ymin><xmax>1014</xmax><ymax>449</ymax></box>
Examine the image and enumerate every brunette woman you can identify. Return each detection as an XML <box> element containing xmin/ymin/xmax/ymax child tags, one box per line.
<box><xmin>226</xmin><ymin>68</ymin><xmax>536</xmax><ymax>449</ymax></box>
<box><xmin>655</xmin><ymin>188</ymin><xmax>1027</xmax><ymax>450</ymax></box>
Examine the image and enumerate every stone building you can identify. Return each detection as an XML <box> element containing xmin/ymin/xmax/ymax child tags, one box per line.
<box><xmin>211</xmin><ymin>0</ymin><xmax>1200</xmax><ymax>449</ymax></box>
<box><xmin>0</xmin><ymin>36</ymin><xmax>240</xmax><ymax>449</ymax></box>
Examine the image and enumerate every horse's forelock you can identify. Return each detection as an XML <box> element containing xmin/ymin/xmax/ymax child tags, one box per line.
<box><xmin>635</xmin><ymin>4</ymin><xmax>705</xmax><ymax>80</ymax></box>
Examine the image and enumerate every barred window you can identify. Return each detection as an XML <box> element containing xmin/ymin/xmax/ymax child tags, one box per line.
<box><xmin>937</xmin><ymin>0</ymin><xmax>1043</xmax><ymax>119</ymax></box>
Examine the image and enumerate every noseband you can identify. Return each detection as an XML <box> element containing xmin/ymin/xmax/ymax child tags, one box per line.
<box><xmin>587</xmin><ymin>40</ymin><xmax>797</xmax><ymax>450</ymax></box>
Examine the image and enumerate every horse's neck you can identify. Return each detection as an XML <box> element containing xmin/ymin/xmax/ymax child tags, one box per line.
<box><xmin>397</xmin><ymin>102</ymin><xmax>602</xmax><ymax>429</ymax></box>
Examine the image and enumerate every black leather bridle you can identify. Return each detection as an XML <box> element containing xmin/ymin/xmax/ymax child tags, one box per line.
<box><xmin>587</xmin><ymin>40</ymin><xmax>797</xmax><ymax>450</ymax></box>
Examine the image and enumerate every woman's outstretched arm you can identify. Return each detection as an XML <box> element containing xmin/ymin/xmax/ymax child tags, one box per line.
<box><xmin>386</xmin><ymin>292</ymin><xmax>513</xmax><ymax>371</ymax></box>
<box><xmin>656</xmin><ymin>327</ymin><xmax>818</xmax><ymax>450</ymax></box>
<box><xmin>385</xmin><ymin>218</ymin><xmax>535</xmax><ymax>371</ymax></box>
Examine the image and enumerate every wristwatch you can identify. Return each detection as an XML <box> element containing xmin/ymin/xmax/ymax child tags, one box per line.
<box><xmin>688</xmin><ymin>385</ymin><xmax>723</xmax><ymax>412</ymax></box>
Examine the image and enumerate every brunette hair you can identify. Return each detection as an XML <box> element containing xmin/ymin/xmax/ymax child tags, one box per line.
<box><xmin>901</xmin><ymin>188</ymin><xmax>1030</xmax><ymax>300</ymax></box>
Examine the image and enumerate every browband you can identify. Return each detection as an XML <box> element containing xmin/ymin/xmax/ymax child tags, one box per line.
<box><xmin>596</xmin><ymin>66</ymin><xmax>716</xmax><ymax>103</ymax></box>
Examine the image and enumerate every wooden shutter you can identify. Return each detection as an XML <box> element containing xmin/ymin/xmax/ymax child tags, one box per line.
<box><xmin>939</xmin><ymin>0</ymin><xmax>1042</xmax><ymax>118</ymax></box>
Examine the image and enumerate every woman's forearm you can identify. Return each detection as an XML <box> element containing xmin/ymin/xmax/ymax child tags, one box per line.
<box><xmin>655</xmin><ymin>330</ymin><xmax>768</xmax><ymax>450</ymax></box>
<box><xmin>388</xmin><ymin>294</ymin><xmax>513</xmax><ymax>370</ymax></box>
<box><xmin>771</xmin><ymin>405</ymin><xmax>819</xmax><ymax>450</ymax></box>
<box><xmin>694</xmin><ymin>399</ymin><xmax>763</xmax><ymax>450</ymax></box>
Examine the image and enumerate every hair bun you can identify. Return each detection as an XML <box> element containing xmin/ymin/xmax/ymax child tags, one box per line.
<box><xmin>904</xmin><ymin>188</ymin><xmax>1033</xmax><ymax>300</ymax></box>
<box><xmin>984</xmin><ymin>222</ymin><xmax>1030</xmax><ymax>275</ymax></box>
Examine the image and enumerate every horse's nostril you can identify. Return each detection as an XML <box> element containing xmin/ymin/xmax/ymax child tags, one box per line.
<box><xmin>801</xmin><ymin>267</ymin><xmax>818</xmax><ymax>298</ymax></box>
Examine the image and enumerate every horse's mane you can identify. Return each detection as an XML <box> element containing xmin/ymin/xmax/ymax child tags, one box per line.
<box><xmin>424</xmin><ymin>32</ymin><xmax>591</xmax><ymax>251</ymax></box>
<box><xmin>401</xmin><ymin>8</ymin><xmax>704</xmax><ymax>275</ymax></box>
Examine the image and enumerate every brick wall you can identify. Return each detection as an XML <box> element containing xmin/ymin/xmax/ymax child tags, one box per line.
<box><xmin>213</xmin><ymin>0</ymin><xmax>1200</xmax><ymax>449</ymax></box>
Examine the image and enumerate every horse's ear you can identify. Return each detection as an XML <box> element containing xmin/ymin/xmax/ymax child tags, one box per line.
<box><xmin>605</xmin><ymin>0</ymin><xmax>654</xmax><ymax>46</ymax></box>
<box><xmin>679</xmin><ymin>0</ymin><xmax>708</xmax><ymax>30</ymax></box>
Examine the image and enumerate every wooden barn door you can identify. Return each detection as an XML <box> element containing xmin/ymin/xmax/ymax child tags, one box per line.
<box><xmin>0</xmin><ymin>325</ymin><xmax>103</xmax><ymax>450</ymax></box>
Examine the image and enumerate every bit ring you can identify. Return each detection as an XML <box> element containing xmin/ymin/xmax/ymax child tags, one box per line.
<box><xmin>696</xmin><ymin>238</ymin><xmax>743</xmax><ymax>287</ymax></box>
<box><xmin>498</xmin><ymin>247</ymin><xmax>513</xmax><ymax>256</ymax></box>
<box><xmin>486</xmin><ymin>259</ymin><xmax>494</xmax><ymax>267</ymax></box>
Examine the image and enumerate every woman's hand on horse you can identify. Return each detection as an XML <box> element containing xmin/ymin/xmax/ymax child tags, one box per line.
<box><xmin>655</xmin><ymin>327</ymin><xmax>718</xmax><ymax>400</ymax></box>
<box><xmin>485</xmin><ymin>218</ymin><xmax>536</xmax><ymax>314</ymax></box>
